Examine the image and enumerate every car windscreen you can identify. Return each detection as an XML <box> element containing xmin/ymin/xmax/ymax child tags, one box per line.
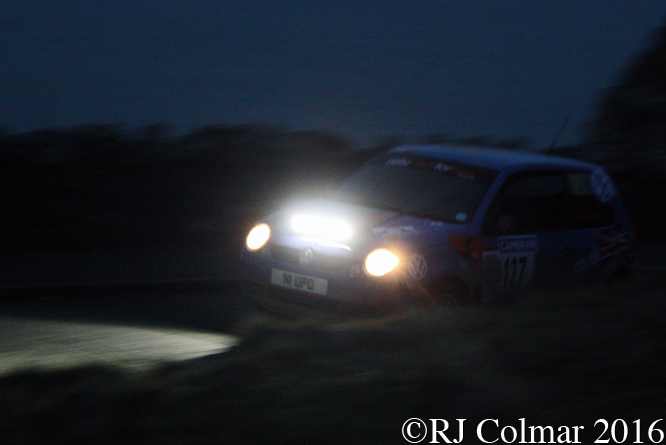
<box><xmin>333</xmin><ymin>154</ymin><xmax>498</xmax><ymax>223</ymax></box>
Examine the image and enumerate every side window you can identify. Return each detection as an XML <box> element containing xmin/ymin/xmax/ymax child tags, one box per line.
<box><xmin>564</xmin><ymin>172</ymin><xmax>615</xmax><ymax>229</ymax></box>
<box><xmin>483</xmin><ymin>170</ymin><xmax>616</xmax><ymax>236</ymax></box>
<box><xmin>483</xmin><ymin>172</ymin><xmax>567</xmax><ymax>236</ymax></box>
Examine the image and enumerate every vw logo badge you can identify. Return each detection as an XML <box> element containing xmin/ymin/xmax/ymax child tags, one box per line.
<box><xmin>299</xmin><ymin>248</ymin><xmax>315</xmax><ymax>266</ymax></box>
<box><xmin>409</xmin><ymin>254</ymin><xmax>427</xmax><ymax>279</ymax></box>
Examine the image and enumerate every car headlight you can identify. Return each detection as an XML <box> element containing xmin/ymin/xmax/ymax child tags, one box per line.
<box><xmin>364</xmin><ymin>248</ymin><xmax>399</xmax><ymax>277</ymax></box>
<box><xmin>246</xmin><ymin>223</ymin><xmax>271</xmax><ymax>251</ymax></box>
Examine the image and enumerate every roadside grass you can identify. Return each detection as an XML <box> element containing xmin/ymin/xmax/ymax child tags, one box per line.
<box><xmin>1</xmin><ymin>272</ymin><xmax>664</xmax><ymax>444</ymax></box>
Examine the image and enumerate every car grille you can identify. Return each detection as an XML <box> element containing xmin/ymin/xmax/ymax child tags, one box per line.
<box><xmin>269</xmin><ymin>244</ymin><xmax>352</xmax><ymax>272</ymax></box>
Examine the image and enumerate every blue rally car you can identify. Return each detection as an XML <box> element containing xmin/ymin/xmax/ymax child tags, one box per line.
<box><xmin>240</xmin><ymin>145</ymin><xmax>635</xmax><ymax>316</ymax></box>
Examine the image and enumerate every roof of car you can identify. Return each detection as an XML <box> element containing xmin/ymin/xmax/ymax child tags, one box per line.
<box><xmin>389</xmin><ymin>144</ymin><xmax>599</xmax><ymax>172</ymax></box>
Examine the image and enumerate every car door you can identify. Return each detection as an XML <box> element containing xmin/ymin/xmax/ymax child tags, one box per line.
<box><xmin>480</xmin><ymin>170</ymin><xmax>593</xmax><ymax>298</ymax></box>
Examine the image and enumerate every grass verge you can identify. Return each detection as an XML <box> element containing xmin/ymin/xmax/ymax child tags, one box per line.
<box><xmin>1</xmin><ymin>273</ymin><xmax>665</xmax><ymax>444</ymax></box>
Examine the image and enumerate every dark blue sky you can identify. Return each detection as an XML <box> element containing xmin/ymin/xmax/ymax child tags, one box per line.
<box><xmin>2</xmin><ymin>0</ymin><xmax>665</xmax><ymax>147</ymax></box>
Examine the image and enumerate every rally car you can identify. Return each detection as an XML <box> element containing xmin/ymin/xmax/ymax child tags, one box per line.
<box><xmin>239</xmin><ymin>144</ymin><xmax>635</xmax><ymax>316</ymax></box>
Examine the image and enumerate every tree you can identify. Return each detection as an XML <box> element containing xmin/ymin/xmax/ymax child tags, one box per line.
<box><xmin>589</xmin><ymin>19</ymin><xmax>666</xmax><ymax>145</ymax></box>
<box><xmin>420</xmin><ymin>132</ymin><xmax>456</xmax><ymax>145</ymax></box>
<box><xmin>290</xmin><ymin>130</ymin><xmax>354</xmax><ymax>151</ymax></box>
<box><xmin>460</xmin><ymin>134</ymin><xmax>495</xmax><ymax>147</ymax></box>
<box><xmin>496</xmin><ymin>137</ymin><xmax>532</xmax><ymax>150</ymax></box>
<box><xmin>375</xmin><ymin>133</ymin><xmax>408</xmax><ymax>148</ymax></box>
<box><xmin>142</xmin><ymin>123</ymin><xmax>173</xmax><ymax>146</ymax></box>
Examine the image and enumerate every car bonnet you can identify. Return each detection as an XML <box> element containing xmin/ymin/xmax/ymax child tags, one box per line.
<box><xmin>263</xmin><ymin>199</ymin><xmax>462</xmax><ymax>253</ymax></box>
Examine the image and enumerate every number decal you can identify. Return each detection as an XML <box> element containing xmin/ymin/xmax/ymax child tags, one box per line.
<box><xmin>494</xmin><ymin>235</ymin><xmax>538</xmax><ymax>292</ymax></box>
<box><xmin>483</xmin><ymin>236</ymin><xmax>538</xmax><ymax>296</ymax></box>
<box><xmin>499</xmin><ymin>254</ymin><xmax>535</xmax><ymax>291</ymax></box>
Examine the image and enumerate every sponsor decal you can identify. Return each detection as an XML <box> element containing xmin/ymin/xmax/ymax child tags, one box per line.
<box><xmin>571</xmin><ymin>225</ymin><xmax>630</xmax><ymax>274</ymax></box>
<box><xmin>386</xmin><ymin>157</ymin><xmax>411</xmax><ymax>167</ymax></box>
<box><xmin>434</xmin><ymin>162</ymin><xmax>453</xmax><ymax>172</ymax></box>
<box><xmin>409</xmin><ymin>254</ymin><xmax>428</xmax><ymax>279</ymax></box>
<box><xmin>373</xmin><ymin>226</ymin><xmax>418</xmax><ymax>240</ymax></box>
<box><xmin>430</xmin><ymin>161</ymin><xmax>476</xmax><ymax>180</ymax></box>
<box><xmin>384</xmin><ymin>156</ymin><xmax>479</xmax><ymax>180</ymax></box>
<box><xmin>572</xmin><ymin>224</ymin><xmax>628</xmax><ymax>274</ymax></box>
<box><xmin>498</xmin><ymin>235</ymin><xmax>538</xmax><ymax>253</ymax></box>
<box><xmin>448</xmin><ymin>233</ymin><xmax>489</xmax><ymax>264</ymax></box>
<box><xmin>594</xmin><ymin>224</ymin><xmax>630</xmax><ymax>261</ymax></box>
<box><xmin>591</xmin><ymin>168</ymin><xmax>616</xmax><ymax>203</ymax></box>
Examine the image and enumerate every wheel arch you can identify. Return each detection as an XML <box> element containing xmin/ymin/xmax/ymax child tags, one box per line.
<box><xmin>427</xmin><ymin>274</ymin><xmax>475</xmax><ymax>305</ymax></box>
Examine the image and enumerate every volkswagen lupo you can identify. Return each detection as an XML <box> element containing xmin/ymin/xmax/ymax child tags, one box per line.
<box><xmin>240</xmin><ymin>145</ymin><xmax>635</xmax><ymax>316</ymax></box>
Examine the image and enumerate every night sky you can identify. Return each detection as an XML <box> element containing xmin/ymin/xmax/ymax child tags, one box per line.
<box><xmin>2</xmin><ymin>1</ymin><xmax>665</xmax><ymax>148</ymax></box>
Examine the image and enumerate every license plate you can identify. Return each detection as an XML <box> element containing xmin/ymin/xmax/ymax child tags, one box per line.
<box><xmin>271</xmin><ymin>269</ymin><xmax>328</xmax><ymax>296</ymax></box>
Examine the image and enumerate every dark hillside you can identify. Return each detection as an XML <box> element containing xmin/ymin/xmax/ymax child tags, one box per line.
<box><xmin>0</xmin><ymin>127</ymin><xmax>385</xmax><ymax>253</ymax></box>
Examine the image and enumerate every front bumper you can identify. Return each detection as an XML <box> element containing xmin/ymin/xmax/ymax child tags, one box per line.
<box><xmin>239</xmin><ymin>245</ymin><xmax>417</xmax><ymax>317</ymax></box>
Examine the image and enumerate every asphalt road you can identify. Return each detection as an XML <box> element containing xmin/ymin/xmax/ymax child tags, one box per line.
<box><xmin>0</xmin><ymin>317</ymin><xmax>235</xmax><ymax>374</ymax></box>
<box><xmin>0</xmin><ymin>283</ymin><xmax>257</xmax><ymax>376</ymax></box>
<box><xmin>0</xmin><ymin>238</ymin><xmax>258</xmax><ymax>376</ymax></box>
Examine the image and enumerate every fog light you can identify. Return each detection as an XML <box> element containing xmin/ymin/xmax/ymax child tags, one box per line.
<box><xmin>246</xmin><ymin>223</ymin><xmax>271</xmax><ymax>251</ymax></box>
<box><xmin>364</xmin><ymin>248</ymin><xmax>399</xmax><ymax>277</ymax></box>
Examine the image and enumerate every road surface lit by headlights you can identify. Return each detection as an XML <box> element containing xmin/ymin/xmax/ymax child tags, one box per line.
<box><xmin>0</xmin><ymin>317</ymin><xmax>237</xmax><ymax>375</ymax></box>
